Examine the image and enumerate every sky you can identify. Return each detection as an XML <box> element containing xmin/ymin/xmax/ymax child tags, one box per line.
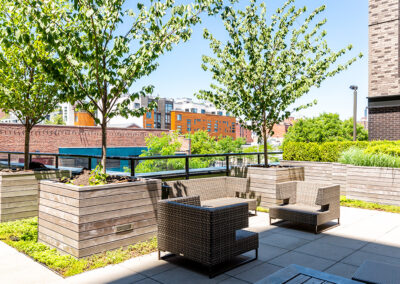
<box><xmin>128</xmin><ymin>0</ymin><xmax>368</xmax><ymax>120</ymax></box>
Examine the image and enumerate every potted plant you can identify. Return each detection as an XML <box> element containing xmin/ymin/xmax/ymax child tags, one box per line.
<box><xmin>197</xmin><ymin>0</ymin><xmax>361</xmax><ymax>207</ymax></box>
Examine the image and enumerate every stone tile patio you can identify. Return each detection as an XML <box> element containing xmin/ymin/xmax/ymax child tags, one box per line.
<box><xmin>2</xmin><ymin>206</ymin><xmax>400</xmax><ymax>284</ymax></box>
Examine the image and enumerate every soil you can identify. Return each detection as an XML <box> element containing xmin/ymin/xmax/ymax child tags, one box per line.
<box><xmin>60</xmin><ymin>169</ymin><xmax>138</xmax><ymax>186</ymax></box>
<box><xmin>248</xmin><ymin>165</ymin><xmax>284</xmax><ymax>168</ymax></box>
<box><xmin>0</xmin><ymin>168</ymin><xmax>25</xmax><ymax>173</ymax></box>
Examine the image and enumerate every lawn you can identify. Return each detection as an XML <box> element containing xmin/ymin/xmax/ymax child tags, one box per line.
<box><xmin>0</xmin><ymin>217</ymin><xmax>157</xmax><ymax>277</ymax></box>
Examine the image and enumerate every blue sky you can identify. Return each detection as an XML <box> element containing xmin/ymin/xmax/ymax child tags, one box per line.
<box><xmin>133</xmin><ymin>0</ymin><xmax>368</xmax><ymax>119</ymax></box>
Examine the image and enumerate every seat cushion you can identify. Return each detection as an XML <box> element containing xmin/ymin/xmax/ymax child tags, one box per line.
<box><xmin>202</xmin><ymin>197</ymin><xmax>257</xmax><ymax>211</ymax></box>
<box><xmin>269</xmin><ymin>204</ymin><xmax>327</xmax><ymax>226</ymax></box>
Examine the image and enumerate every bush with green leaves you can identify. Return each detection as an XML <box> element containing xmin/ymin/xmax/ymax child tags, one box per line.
<box><xmin>284</xmin><ymin>113</ymin><xmax>368</xmax><ymax>143</ymax></box>
<box><xmin>283</xmin><ymin>141</ymin><xmax>397</xmax><ymax>162</ymax></box>
<box><xmin>339</xmin><ymin>147</ymin><xmax>400</xmax><ymax>168</ymax></box>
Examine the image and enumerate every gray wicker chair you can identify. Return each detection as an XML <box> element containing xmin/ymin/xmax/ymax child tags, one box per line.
<box><xmin>269</xmin><ymin>181</ymin><xmax>340</xmax><ymax>233</ymax></box>
<box><xmin>165</xmin><ymin>176</ymin><xmax>257</xmax><ymax>214</ymax></box>
<box><xmin>157</xmin><ymin>196</ymin><xmax>259</xmax><ymax>277</ymax></box>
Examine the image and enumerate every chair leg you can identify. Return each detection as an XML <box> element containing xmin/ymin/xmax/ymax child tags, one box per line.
<box><xmin>255</xmin><ymin>209</ymin><xmax>258</xmax><ymax>216</ymax></box>
<box><xmin>315</xmin><ymin>225</ymin><xmax>318</xmax><ymax>234</ymax></box>
<box><xmin>338</xmin><ymin>218</ymin><xmax>340</xmax><ymax>225</ymax></box>
<box><xmin>269</xmin><ymin>217</ymin><xmax>272</xmax><ymax>225</ymax></box>
<box><xmin>158</xmin><ymin>250</ymin><xmax>161</xmax><ymax>260</ymax></box>
<box><xmin>255</xmin><ymin>249</ymin><xmax>258</xmax><ymax>260</ymax></box>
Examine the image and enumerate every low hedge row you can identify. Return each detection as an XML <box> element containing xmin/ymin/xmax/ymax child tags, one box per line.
<box><xmin>283</xmin><ymin>141</ymin><xmax>400</xmax><ymax>162</ymax></box>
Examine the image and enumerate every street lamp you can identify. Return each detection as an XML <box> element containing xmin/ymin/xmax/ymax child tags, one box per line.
<box><xmin>349</xmin><ymin>85</ymin><xmax>358</xmax><ymax>141</ymax></box>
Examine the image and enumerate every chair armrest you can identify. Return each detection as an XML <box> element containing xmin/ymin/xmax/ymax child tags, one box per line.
<box><xmin>164</xmin><ymin>195</ymin><xmax>201</xmax><ymax>206</ymax></box>
<box><xmin>316</xmin><ymin>185</ymin><xmax>340</xmax><ymax>206</ymax></box>
<box><xmin>276</xmin><ymin>181</ymin><xmax>297</xmax><ymax>204</ymax></box>
<box><xmin>226</xmin><ymin>177</ymin><xmax>249</xmax><ymax>197</ymax></box>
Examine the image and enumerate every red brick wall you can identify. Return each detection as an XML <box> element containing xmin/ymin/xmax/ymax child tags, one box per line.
<box><xmin>0</xmin><ymin>123</ymin><xmax>165</xmax><ymax>153</ymax></box>
<box><xmin>369</xmin><ymin>106</ymin><xmax>400</xmax><ymax>140</ymax></box>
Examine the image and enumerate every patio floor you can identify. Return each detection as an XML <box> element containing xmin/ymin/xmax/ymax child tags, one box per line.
<box><xmin>3</xmin><ymin>206</ymin><xmax>400</xmax><ymax>284</ymax></box>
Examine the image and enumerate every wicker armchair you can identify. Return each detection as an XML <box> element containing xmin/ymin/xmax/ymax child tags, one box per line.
<box><xmin>269</xmin><ymin>181</ymin><xmax>340</xmax><ymax>233</ymax></box>
<box><xmin>157</xmin><ymin>196</ymin><xmax>259</xmax><ymax>277</ymax></box>
<box><xmin>165</xmin><ymin>176</ymin><xmax>257</xmax><ymax>214</ymax></box>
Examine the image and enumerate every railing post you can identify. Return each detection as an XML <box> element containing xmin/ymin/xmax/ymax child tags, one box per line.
<box><xmin>185</xmin><ymin>156</ymin><xmax>189</xmax><ymax>179</ymax></box>
<box><xmin>55</xmin><ymin>156</ymin><xmax>59</xmax><ymax>169</ymax></box>
<box><xmin>88</xmin><ymin>158</ymin><xmax>92</xmax><ymax>170</ymax></box>
<box><xmin>257</xmin><ymin>154</ymin><xmax>261</xmax><ymax>165</ymax></box>
<box><xmin>226</xmin><ymin>155</ymin><xmax>230</xmax><ymax>176</ymax></box>
<box><xmin>130</xmin><ymin>159</ymin><xmax>136</xmax><ymax>177</ymax></box>
<box><xmin>7</xmin><ymin>154</ymin><xmax>11</xmax><ymax>168</ymax></box>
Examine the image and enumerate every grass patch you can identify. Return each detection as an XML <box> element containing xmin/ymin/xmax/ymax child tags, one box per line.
<box><xmin>340</xmin><ymin>196</ymin><xmax>400</xmax><ymax>214</ymax></box>
<box><xmin>0</xmin><ymin>217</ymin><xmax>157</xmax><ymax>277</ymax></box>
<box><xmin>257</xmin><ymin>206</ymin><xmax>269</xmax><ymax>213</ymax></box>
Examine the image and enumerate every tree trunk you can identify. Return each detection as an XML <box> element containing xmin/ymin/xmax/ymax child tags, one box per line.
<box><xmin>263</xmin><ymin>128</ymin><xmax>268</xmax><ymax>168</ymax></box>
<box><xmin>101</xmin><ymin>120</ymin><xmax>107</xmax><ymax>174</ymax></box>
<box><xmin>24</xmin><ymin>124</ymin><xmax>31</xmax><ymax>170</ymax></box>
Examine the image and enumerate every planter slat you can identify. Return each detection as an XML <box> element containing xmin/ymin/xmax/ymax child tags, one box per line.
<box><xmin>0</xmin><ymin>170</ymin><xmax>70</xmax><ymax>222</ymax></box>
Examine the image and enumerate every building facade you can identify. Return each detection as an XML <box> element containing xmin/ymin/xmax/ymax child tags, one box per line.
<box><xmin>235</xmin><ymin>123</ymin><xmax>253</xmax><ymax>144</ymax></box>
<box><xmin>142</xmin><ymin>97</ymin><xmax>174</xmax><ymax>130</ymax></box>
<box><xmin>170</xmin><ymin>110</ymin><xmax>236</xmax><ymax>138</ymax></box>
<box><xmin>368</xmin><ymin>0</ymin><xmax>400</xmax><ymax>140</ymax></box>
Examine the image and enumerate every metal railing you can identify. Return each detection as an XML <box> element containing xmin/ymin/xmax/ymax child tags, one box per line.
<box><xmin>0</xmin><ymin>150</ymin><xmax>283</xmax><ymax>179</ymax></box>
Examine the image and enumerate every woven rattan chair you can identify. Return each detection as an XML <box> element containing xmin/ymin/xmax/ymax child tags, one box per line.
<box><xmin>165</xmin><ymin>176</ymin><xmax>257</xmax><ymax>215</ymax></box>
<box><xmin>269</xmin><ymin>181</ymin><xmax>340</xmax><ymax>233</ymax></box>
<box><xmin>157</xmin><ymin>196</ymin><xmax>259</xmax><ymax>277</ymax></box>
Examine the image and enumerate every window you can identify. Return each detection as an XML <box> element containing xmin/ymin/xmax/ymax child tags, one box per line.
<box><xmin>165</xmin><ymin>103</ymin><xmax>173</xmax><ymax>113</ymax></box>
<box><xmin>217</xmin><ymin>111</ymin><xmax>223</xmax><ymax>116</ymax></box>
<box><xmin>185</xmin><ymin>109</ymin><xmax>190</xmax><ymax>112</ymax></box>
<box><xmin>191</xmin><ymin>108</ymin><xmax>197</xmax><ymax>113</ymax></box>
<box><xmin>211</xmin><ymin>111</ymin><xmax>216</xmax><ymax>115</ymax></box>
<box><xmin>187</xmin><ymin>119</ymin><xmax>192</xmax><ymax>132</ymax></box>
<box><xmin>146</xmin><ymin>124</ymin><xmax>152</xmax><ymax>128</ymax></box>
<box><xmin>177</xmin><ymin>125</ymin><xmax>182</xmax><ymax>133</ymax></box>
<box><xmin>177</xmin><ymin>114</ymin><xmax>182</xmax><ymax>121</ymax></box>
<box><xmin>134</xmin><ymin>103</ymin><xmax>140</xmax><ymax>109</ymax></box>
<box><xmin>154</xmin><ymin>113</ymin><xmax>161</xmax><ymax>128</ymax></box>
<box><xmin>74</xmin><ymin>115</ymin><xmax>78</xmax><ymax>122</ymax></box>
<box><xmin>226</xmin><ymin>112</ymin><xmax>230</xmax><ymax>116</ymax></box>
<box><xmin>201</xmin><ymin>109</ymin><xmax>206</xmax><ymax>114</ymax></box>
<box><xmin>146</xmin><ymin>112</ymin><xmax>152</xmax><ymax>119</ymax></box>
<box><xmin>165</xmin><ymin>114</ymin><xmax>171</xmax><ymax>124</ymax></box>
<box><xmin>232</xmin><ymin>122</ymin><xmax>236</xmax><ymax>133</ymax></box>
<box><xmin>214</xmin><ymin>123</ymin><xmax>218</xmax><ymax>132</ymax></box>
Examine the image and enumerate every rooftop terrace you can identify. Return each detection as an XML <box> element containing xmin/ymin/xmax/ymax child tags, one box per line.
<box><xmin>3</xmin><ymin>206</ymin><xmax>400</xmax><ymax>284</ymax></box>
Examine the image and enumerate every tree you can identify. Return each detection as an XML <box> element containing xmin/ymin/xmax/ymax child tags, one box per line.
<box><xmin>284</xmin><ymin>113</ymin><xmax>368</xmax><ymax>143</ymax></box>
<box><xmin>32</xmin><ymin>0</ymin><xmax>226</xmax><ymax>174</ymax></box>
<box><xmin>44</xmin><ymin>113</ymin><xmax>66</xmax><ymax>125</ymax></box>
<box><xmin>0</xmin><ymin>1</ymin><xmax>66</xmax><ymax>169</ymax></box>
<box><xmin>197</xmin><ymin>0</ymin><xmax>362</xmax><ymax>166</ymax></box>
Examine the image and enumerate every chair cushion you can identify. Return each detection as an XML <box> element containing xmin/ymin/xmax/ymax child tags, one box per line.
<box><xmin>270</xmin><ymin>204</ymin><xmax>322</xmax><ymax>215</ymax></box>
<box><xmin>202</xmin><ymin>197</ymin><xmax>256</xmax><ymax>210</ymax></box>
<box><xmin>236</xmin><ymin>229</ymin><xmax>257</xmax><ymax>241</ymax></box>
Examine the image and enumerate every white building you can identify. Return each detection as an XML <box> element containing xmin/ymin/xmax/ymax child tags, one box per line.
<box><xmin>173</xmin><ymin>98</ymin><xmax>229</xmax><ymax>116</ymax></box>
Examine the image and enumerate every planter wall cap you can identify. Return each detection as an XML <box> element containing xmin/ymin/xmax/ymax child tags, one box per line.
<box><xmin>39</xmin><ymin>178</ymin><xmax>161</xmax><ymax>192</ymax></box>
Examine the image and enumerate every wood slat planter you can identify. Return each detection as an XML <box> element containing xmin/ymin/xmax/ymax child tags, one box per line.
<box><xmin>38</xmin><ymin>178</ymin><xmax>161</xmax><ymax>258</ymax></box>
<box><xmin>231</xmin><ymin>166</ymin><xmax>304</xmax><ymax>207</ymax></box>
<box><xmin>281</xmin><ymin>160</ymin><xmax>400</xmax><ymax>206</ymax></box>
<box><xmin>0</xmin><ymin>170</ymin><xmax>71</xmax><ymax>222</ymax></box>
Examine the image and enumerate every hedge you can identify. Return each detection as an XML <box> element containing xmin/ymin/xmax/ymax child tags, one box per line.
<box><xmin>283</xmin><ymin>141</ymin><xmax>400</xmax><ymax>162</ymax></box>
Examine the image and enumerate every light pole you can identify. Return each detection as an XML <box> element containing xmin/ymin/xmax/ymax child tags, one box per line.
<box><xmin>349</xmin><ymin>85</ymin><xmax>358</xmax><ymax>141</ymax></box>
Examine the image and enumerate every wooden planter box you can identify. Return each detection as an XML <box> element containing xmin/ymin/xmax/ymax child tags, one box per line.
<box><xmin>0</xmin><ymin>170</ymin><xmax>70</xmax><ymax>222</ymax></box>
<box><xmin>38</xmin><ymin>178</ymin><xmax>161</xmax><ymax>258</ymax></box>
<box><xmin>231</xmin><ymin>166</ymin><xmax>304</xmax><ymax>208</ymax></box>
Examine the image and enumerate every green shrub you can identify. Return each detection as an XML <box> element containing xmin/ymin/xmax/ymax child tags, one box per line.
<box><xmin>341</xmin><ymin>196</ymin><xmax>400</xmax><ymax>214</ymax></box>
<box><xmin>339</xmin><ymin>147</ymin><xmax>400</xmax><ymax>168</ymax></box>
<box><xmin>284</xmin><ymin>141</ymin><xmax>400</xmax><ymax>162</ymax></box>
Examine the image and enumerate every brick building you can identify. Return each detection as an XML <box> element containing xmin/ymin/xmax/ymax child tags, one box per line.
<box><xmin>170</xmin><ymin>111</ymin><xmax>236</xmax><ymax>138</ymax></box>
<box><xmin>235</xmin><ymin>123</ymin><xmax>253</xmax><ymax>144</ymax></box>
<box><xmin>0</xmin><ymin>123</ymin><xmax>164</xmax><ymax>154</ymax></box>
<box><xmin>368</xmin><ymin>0</ymin><xmax>400</xmax><ymax>140</ymax></box>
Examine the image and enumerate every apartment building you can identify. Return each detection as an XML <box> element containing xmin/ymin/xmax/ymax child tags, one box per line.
<box><xmin>368</xmin><ymin>0</ymin><xmax>400</xmax><ymax>140</ymax></box>
<box><xmin>171</xmin><ymin>110</ymin><xmax>236</xmax><ymax>138</ymax></box>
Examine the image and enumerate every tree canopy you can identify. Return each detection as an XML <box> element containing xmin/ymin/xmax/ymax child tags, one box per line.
<box><xmin>31</xmin><ymin>0</ymin><xmax>228</xmax><ymax>173</ymax></box>
<box><xmin>0</xmin><ymin>1</ymin><xmax>67</xmax><ymax>169</ymax></box>
<box><xmin>284</xmin><ymin>113</ymin><xmax>368</xmax><ymax>143</ymax></box>
<box><xmin>197</xmin><ymin>0</ymin><xmax>362</xmax><ymax>165</ymax></box>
